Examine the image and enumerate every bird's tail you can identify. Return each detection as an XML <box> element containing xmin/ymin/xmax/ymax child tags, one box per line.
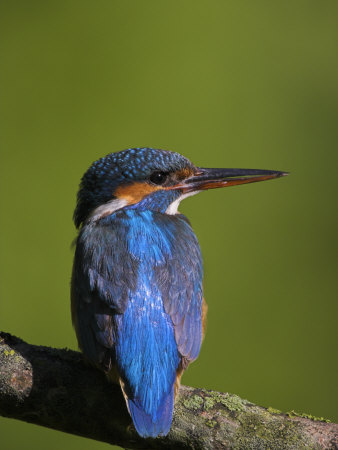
<box><xmin>120</xmin><ymin>378</ymin><xmax>174</xmax><ymax>438</ymax></box>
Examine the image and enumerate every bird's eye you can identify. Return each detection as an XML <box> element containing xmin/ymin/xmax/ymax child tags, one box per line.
<box><xmin>149</xmin><ymin>171</ymin><xmax>168</xmax><ymax>185</ymax></box>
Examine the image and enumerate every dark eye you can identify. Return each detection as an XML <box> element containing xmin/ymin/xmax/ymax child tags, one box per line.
<box><xmin>149</xmin><ymin>171</ymin><xmax>168</xmax><ymax>185</ymax></box>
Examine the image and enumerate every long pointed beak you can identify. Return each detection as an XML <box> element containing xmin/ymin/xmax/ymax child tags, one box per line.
<box><xmin>172</xmin><ymin>167</ymin><xmax>288</xmax><ymax>192</ymax></box>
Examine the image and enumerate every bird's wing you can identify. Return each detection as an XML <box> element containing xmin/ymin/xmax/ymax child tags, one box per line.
<box><xmin>71</xmin><ymin>219</ymin><xmax>137</xmax><ymax>369</ymax></box>
<box><xmin>152</xmin><ymin>213</ymin><xmax>204</xmax><ymax>366</ymax></box>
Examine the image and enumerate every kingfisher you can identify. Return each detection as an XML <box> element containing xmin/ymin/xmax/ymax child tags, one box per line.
<box><xmin>71</xmin><ymin>147</ymin><xmax>287</xmax><ymax>438</ymax></box>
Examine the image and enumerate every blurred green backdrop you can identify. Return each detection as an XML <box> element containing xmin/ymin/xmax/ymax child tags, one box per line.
<box><xmin>1</xmin><ymin>1</ymin><xmax>337</xmax><ymax>449</ymax></box>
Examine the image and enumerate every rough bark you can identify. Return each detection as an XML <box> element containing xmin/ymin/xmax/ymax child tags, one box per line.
<box><xmin>0</xmin><ymin>331</ymin><xmax>337</xmax><ymax>449</ymax></box>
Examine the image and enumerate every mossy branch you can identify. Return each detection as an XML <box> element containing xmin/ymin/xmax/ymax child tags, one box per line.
<box><xmin>0</xmin><ymin>332</ymin><xmax>337</xmax><ymax>449</ymax></box>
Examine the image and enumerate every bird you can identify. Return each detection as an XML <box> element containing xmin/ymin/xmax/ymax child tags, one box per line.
<box><xmin>71</xmin><ymin>147</ymin><xmax>287</xmax><ymax>438</ymax></box>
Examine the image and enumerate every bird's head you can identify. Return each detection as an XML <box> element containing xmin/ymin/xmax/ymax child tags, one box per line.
<box><xmin>74</xmin><ymin>147</ymin><xmax>287</xmax><ymax>228</ymax></box>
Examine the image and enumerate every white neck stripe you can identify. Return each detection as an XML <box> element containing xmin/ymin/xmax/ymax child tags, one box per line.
<box><xmin>165</xmin><ymin>191</ymin><xmax>199</xmax><ymax>215</ymax></box>
<box><xmin>88</xmin><ymin>198</ymin><xmax>128</xmax><ymax>222</ymax></box>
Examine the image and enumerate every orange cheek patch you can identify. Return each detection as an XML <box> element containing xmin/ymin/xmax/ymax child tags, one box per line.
<box><xmin>115</xmin><ymin>182</ymin><xmax>161</xmax><ymax>205</ymax></box>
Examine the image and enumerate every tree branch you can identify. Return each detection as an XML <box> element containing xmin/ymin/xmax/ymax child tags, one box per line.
<box><xmin>0</xmin><ymin>332</ymin><xmax>337</xmax><ymax>449</ymax></box>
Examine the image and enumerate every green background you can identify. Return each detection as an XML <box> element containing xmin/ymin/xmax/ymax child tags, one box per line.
<box><xmin>1</xmin><ymin>1</ymin><xmax>337</xmax><ymax>449</ymax></box>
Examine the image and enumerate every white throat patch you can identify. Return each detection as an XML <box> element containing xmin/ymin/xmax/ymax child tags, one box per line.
<box><xmin>165</xmin><ymin>191</ymin><xmax>200</xmax><ymax>215</ymax></box>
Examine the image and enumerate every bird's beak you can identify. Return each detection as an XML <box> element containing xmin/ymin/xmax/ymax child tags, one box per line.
<box><xmin>172</xmin><ymin>167</ymin><xmax>288</xmax><ymax>193</ymax></box>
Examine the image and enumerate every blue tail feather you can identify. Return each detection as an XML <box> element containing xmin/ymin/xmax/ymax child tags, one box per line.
<box><xmin>128</xmin><ymin>386</ymin><xmax>174</xmax><ymax>438</ymax></box>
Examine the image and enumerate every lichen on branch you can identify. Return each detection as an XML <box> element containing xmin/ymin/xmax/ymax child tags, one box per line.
<box><xmin>0</xmin><ymin>332</ymin><xmax>337</xmax><ymax>449</ymax></box>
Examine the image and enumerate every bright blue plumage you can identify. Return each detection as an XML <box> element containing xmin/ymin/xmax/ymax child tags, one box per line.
<box><xmin>128</xmin><ymin>386</ymin><xmax>174</xmax><ymax>438</ymax></box>
<box><xmin>73</xmin><ymin>207</ymin><xmax>202</xmax><ymax>437</ymax></box>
